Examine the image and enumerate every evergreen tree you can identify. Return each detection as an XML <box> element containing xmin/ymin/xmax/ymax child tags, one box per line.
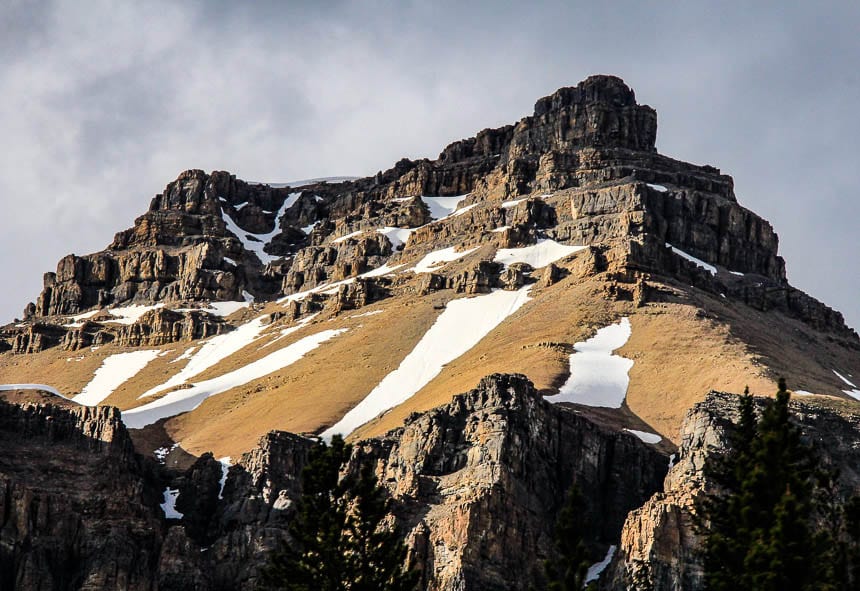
<box><xmin>259</xmin><ymin>435</ymin><xmax>417</xmax><ymax>591</ymax></box>
<box><xmin>544</xmin><ymin>485</ymin><xmax>594</xmax><ymax>591</ymax></box>
<box><xmin>698</xmin><ymin>380</ymin><xmax>833</xmax><ymax>591</ymax></box>
<box><xmin>698</xmin><ymin>386</ymin><xmax>756</xmax><ymax>591</ymax></box>
<box><xmin>346</xmin><ymin>463</ymin><xmax>420</xmax><ymax>591</ymax></box>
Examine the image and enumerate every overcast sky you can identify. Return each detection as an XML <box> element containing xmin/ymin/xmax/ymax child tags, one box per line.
<box><xmin>1</xmin><ymin>1</ymin><xmax>858</xmax><ymax>329</ymax></box>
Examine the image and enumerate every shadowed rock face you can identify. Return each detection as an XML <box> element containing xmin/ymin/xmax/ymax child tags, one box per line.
<box><xmin>605</xmin><ymin>391</ymin><xmax>860</xmax><ymax>591</ymax></box>
<box><xmin>0</xmin><ymin>375</ymin><xmax>667</xmax><ymax>590</ymax></box>
<box><xmin>0</xmin><ymin>395</ymin><xmax>165</xmax><ymax>591</ymax></box>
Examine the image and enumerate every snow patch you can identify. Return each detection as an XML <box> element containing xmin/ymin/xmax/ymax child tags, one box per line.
<box><xmin>377</xmin><ymin>227</ymin><xmax>413</xmax><ymax>250</ymax></box>
<box><xmin>322</xmin><ymin>287</ymin><xmax>532</xmax><ymax>438</ymax></box>
<box><xmin>624</xmin><ymin>429</ymin><xmax>662</xmax><ymax>444</ymax></box>
<box><xmin>491</xmin><ymin>226</ymin><xmax>510</xmax><ymax>233</ymax></box>
<box><xmin>349</xmin><ymin>310</ymin><xmax>384</xmax><ymax>318</ymax></box>
<box><xmin>500</xmin><ymin>197</ymin><xmax>527</xmax><ymax>209</ymax></box>
<box><xmin>218</xmin><ymin>457</ymin><xmax>231</xmax><ymax>499</ymax></box>
<box><xmin>493</xmin><ymin>239</ymin><xmax>586</xmax><ymax>269</ymax></box>
<box><xmin>139</xmin><ymin>315</ymin><xmax>272</xmax><ymax>398</ymax></box>
<box><xmin>585</xmin><ymin>545</ymin><xmax>617</xmax><ymax>584</ymax></box>
<box><xmin>0</xmin><ymin>384</ymin><xmax>70</xmax><ymax>400</ymax></box>
<box><xmin>260</xmin><ymin>312</ymin><xmax>320</xmax><ymax>348</ymax></box>
<box><xmin>410</xmin><ymin>246</ymin><xmax>479</xmax><ymax>274</ymax></box>
<box><xmin>260</xmin><ymin>176</ymin><xmax>358</xmax><ymax>188</ymax></box>
<box><xmin>833</xmin><ymin>369</ymin><xmax>857</xmax><ymax>388</ymax></box>
<box><xmin>545</xmin><ymin>318</ymin><xmax>634</xmax><ymax>408</ymax></box>
<box><xmin>221</xmin><ymin>192</ymin><xmax>297</xmax><ymax>264</ymax></box>
<box><xmin>666</xmin><ymin>243</ymin><xmax>717</xmax><ymax>275</ymax></box>
<box><xmin>420</xmin><ymin>195</ymin><xmax>468</xmax><ymax>220</ymax></box>
<box><xmin>75</xmin><ymin>350</ymin><xmax>161</xmax><ymax>406</ymax></box>
<box><xmin>332</xmin><ymin>230</ymin><xmax>363</xmax><ymax>244</ymax></box>
<box><xmin>832</xmin><ymin>370</ymin><xmax>860</xmax><ymax>399</ymax></box>
<box><xmin>161</xmin><ymin>488</ymin><xmax>183</xmax><ymax>519</ymax></box>
<box><xmin>647</xmin><ymin>183</ymin><xmax>668</xmax><ymax>192</ymax></box>
<box><xmin>123</xmin><ymin>328</ymin><xmax>347</xmax><ymax>429</ymax></box>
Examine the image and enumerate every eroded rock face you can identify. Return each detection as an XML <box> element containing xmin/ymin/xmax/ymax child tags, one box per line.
<box><xmin>0</xmin><ymin>375</ymin><xmax>667</xmax><ymax>590</ymax></box>
<box><xmin>353</xmin><ymin>374</ymin><xmax>668</xmax><ymax>590</ymax></box>
<box><xmin>0</xmin><ymin>395</ymin><xmax>164</xmax><ymax>591</ymax></box>
<box><xmin>8</xmin><ymin>74</ymin><xmax>858</xmax><ymax>353</ymax></box>
<box><xmin>606</xmin><ymin>391</ymin><xmax>860</xmax><ymax>591</ymax></box>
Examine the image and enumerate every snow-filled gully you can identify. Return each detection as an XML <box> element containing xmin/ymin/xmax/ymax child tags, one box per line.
<box><xmin>322</xmin><ymin>286</ymin><xmax>533</xmax><ymax>438</ymax></box>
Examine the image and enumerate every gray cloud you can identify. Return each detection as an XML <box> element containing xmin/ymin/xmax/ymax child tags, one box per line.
<box><xmin>1</xmin><ymin>0</ymin><xmax>858</xmax><ymax>329</ymax></box>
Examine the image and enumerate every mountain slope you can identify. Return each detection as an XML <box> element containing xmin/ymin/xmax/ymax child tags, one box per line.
<box><xmin>1</xmin><ymin>75</ymin><xmax>857</xmax><ymax>462</ymax></box>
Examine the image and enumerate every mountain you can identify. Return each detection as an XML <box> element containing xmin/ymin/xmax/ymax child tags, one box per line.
<box><xmin>1</xmin><ymin>75</ymin><xmax>858</xmax><ymax>590</ymax></box>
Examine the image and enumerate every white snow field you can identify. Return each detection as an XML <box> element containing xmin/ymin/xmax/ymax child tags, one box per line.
<box><xmin>123</xmin><ymin>328</ymin><xmax>347</xmax><ymax>429</ymax></box>
<box><xmin>74</xmin><ymin>350</ymin><xmax>161</xmax><ymax>406</ymax></box>
<box><xmin>833</xmin><ymin>369</ymin><xmax>860</xmax><ymax>400</ymax></box>
<box><xmin>410</xmin><ymin>246</ymin><xmax>479</xmax><ymax>273</ymax></box>
<box><xmin>0</xmin><ymin>383</ymin><xmax>70</xmax><ymax>399</ymax></box>
<box><xmin>624</xmin><ymin>429</ymin><xmax>662</xmax><ymax>444</ymax></box>
<box><xmin>321</xmin><ymin>286</ymin><xmax>533</xmax><ymax>438</ymax></box>
<box><xmin>545</xmin><ymin>317</ymin><xmax>634</xmax><ymax>408</ymax></box>
<box><xmin>665</xmin><ymin>243</ymin><xmax>717</xmax><ymax>275</ymax></box>
<box><xmin>221</xmin><ymin>192</ymin><xmax>297</xmax><ymax>264</ymax></box>
<box><xmin>138</xmin><ymin>315</ymin><xmax>272</xmax><ymax>399</ymax></box>
<box><xmin>646</xmin><ymin>183</ymin><xmax>668</xmax><ymax>192</ymax></box>
<box><xmin>493</xmin><ymin>239</ymin><xmax>587</xmax><ymax>269</ymax></box>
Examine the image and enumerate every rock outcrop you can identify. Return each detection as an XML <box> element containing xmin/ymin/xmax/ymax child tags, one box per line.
<box><xmin>0</xmin><ymin>375</ymin><xmax>668</xmax><ymax>590</ymax></box>
<box><xmin>6</xmin><ymin>74</ymin><xmax>857</xmax><ymax>352</ymax></box>
<box><xmin>606</xmin><ymin>391</ymin><xmax>860</xmax><ymax>590</ymax></box>
<box><xmin>0</xmin><ymin>393</ymin><xmax>164</xmax><ymax>590</ymax></box>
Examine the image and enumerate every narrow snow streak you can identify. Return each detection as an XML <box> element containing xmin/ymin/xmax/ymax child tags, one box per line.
<box><xmin>647</xmin><ymin>183</ymin><xmax>668</xmax><ymax>192</ymax></box>
<box><xmin>221</xmin><ymin>192</ymin><xmax>296</xmax><ymax>264</ymax></box>
<box><xmin>175</xmin><ymin>301</ymin><xmax>250</xmax><ymax>317</ymax></box>
<box><xmin>545</xmin><ymin>317</ymin><xmax>633</xmax><ymax>408</ymax></box>
<box><xmin>624</xmin><ymin>429</ymin><xmax>662</xmax><ymax>444</ymax></box>
<box><xmin>0</xmin><ymin>384</ymin><xmax>70</xmax><ymax>400</ymax></box>
<box><xmin>377</xmin><ymin>227</ymin><xmax>413</xmax><ymax>250</ymax></box>
<box><xmin>666</xmin><ymin>243</ymin><xmax>717</xmax><ymax>275</ymax></box>
<box><xmin>833</xmin><ymin>370</ymin><xmax>860</xmax><ymax>399</ymax></box>
<box><xmin>332</xmin><ymin>230</ymin><xmax>363</xmax><ymax>244</ymax></box>
<box><xmin>410</xmin><ymin>246</ymin><xmax>479</xmax><ymax>273</ymax></box>
<box><xmin>500</xmin><ymin>197</ymin><xmax>527</xmax><ymax>209</ymax></box>
<box><xmin>139</xmin><ymin>315</ymin><xmax>271</xmax><ymax>398</ymax></box>
<box><xmin>322</xmin><ymin>286</ymin><xmax>532</xmax><ymax>438</ymax></box>
<box><xmin>218</xmin><ymin>457</ymin><xmax>231</xmax><ymax>499</ymax></box>
<box><xmin>586</xmin><ymin>545</ymin><xmax>617</xmax><ymax>584</ymax></box>
<box><xmin>123</xmin><ymin>328</ymin><xmax>347</xmax><ymax>429</ymax></box>
<box><xmin>493</xmin><ymin>239</ymin><xmax>587</xmax><ymax>269</ymax></box>
<box><xmin>75</xmin><ymin>350</ymin><xmax>161</xmax><ymax>406</ymax></box>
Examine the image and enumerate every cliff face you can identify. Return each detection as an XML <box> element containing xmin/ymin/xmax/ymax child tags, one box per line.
<box><xmin>0</xmin><ymin>376</ymin><xmax>667</xmax><ymax>590</ymax></box>
<box><xmin>0</xmin><ymin>392</ymin><xmax>164</xmax><ymax>590</ymax></box>
<box><xmin>10</xmin><ymin>75</ymin><xmax>854</xmax><ymax>353</ymax></box>
<box><xmin>2</xmin><ymin>75</ymin><xmax>860</xmax><ymax>590</ymax></box>
<box><xmin>606</xmin><ymin>391</ymin><xmax>860</xmax><ymax>590</ymax></box>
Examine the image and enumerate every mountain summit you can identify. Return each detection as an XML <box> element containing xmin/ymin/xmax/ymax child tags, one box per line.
<box><xmin>1</xmin><ymin>75</ymin><xmax>859</xmax><ymax>590</ymax></box>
